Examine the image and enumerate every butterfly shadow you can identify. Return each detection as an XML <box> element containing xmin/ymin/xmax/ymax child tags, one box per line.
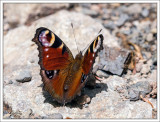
<box><xmin>41</xmin><ymin>78</ymin><xmax>108</xmax><ymax>109</ymax></box>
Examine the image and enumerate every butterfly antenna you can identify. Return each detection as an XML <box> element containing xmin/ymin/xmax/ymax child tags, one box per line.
<box><xmin>82</xmin><ymin>29</ymin><xmax>103</xmax><ymax>53</ymax></box>
<box><xmin>71</xmin><ymin>23</ymin><xmax>80</xmax><ymax>53</ymax></box>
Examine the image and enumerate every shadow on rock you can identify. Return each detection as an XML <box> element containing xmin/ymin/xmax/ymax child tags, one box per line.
<box><xmin>42</xmin><ymin>81</ymin><xmax>108</xmax><ymax>109</ymax></box>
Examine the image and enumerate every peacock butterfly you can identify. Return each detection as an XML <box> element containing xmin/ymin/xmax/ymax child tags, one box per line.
<box><xmin>32</xmin><ymin>27</ymin><xmax>103</xmax><ymax>104</ymax></box>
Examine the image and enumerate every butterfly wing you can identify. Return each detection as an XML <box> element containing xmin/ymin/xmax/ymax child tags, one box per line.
<box><xmin>64</xmin><ymin>34</ymin><xmax>104</xmax><ymax>103</ymax></box>
<box><xmin>82</xmin><ymin>34</ymin><xmax>103</xmax><ymax>74</ymax></box>
<box><xmin>32</xmin><ymin>27</ymin><xmax>74</xmax><ymax>103</ymax></box>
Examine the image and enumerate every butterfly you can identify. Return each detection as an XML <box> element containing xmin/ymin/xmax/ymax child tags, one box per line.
<box><xmin>32</xmin><ymin>27</ymin><xmax>103</xmax><ymax>104</ymax></box>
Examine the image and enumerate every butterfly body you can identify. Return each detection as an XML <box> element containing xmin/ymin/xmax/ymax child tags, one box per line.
<box><xmin>32</xmin><ymin>27</ymin><xmax>103</xmax><ymax>104</ymax></box>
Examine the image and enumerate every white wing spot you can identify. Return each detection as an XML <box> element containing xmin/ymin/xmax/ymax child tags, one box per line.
<box><xmin>94</xmin><ymin>49</ymin><xmax>97</xmax><ymax>52</ymax></box>
<box><xmin>45</xmin><ymin>48</ymin><xmax>49</xmax><ymax>51</ymax></box>
<box><xmin>90</xmin><ymin>60</ymin><xmax>92</xmax><ymax>63</ymax></box>
<box><xmin>54</xmin><ymin>70</ymin><xmax>57</xmax><ymax>74</ymax></box>
<box><xmin>46</xmin><ymin>55</ymin><xmax>49</xmax><ymax>58</ymax></box>
<box><xmin>92</xmin><ymin>54</ymin><xmax>95</xmax><ymax>57</ymax></box>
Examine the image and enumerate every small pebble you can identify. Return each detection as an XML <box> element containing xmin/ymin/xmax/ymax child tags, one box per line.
<box><xmin>116</xmin><ymin>14</ymin><xmax>129</xmax><ymax>27</ymax></box>
<box><xmin>146</xmin><ymin>33</ymin><xmax>153</xmax><ymax>42</ymax></box>
<box><xmin>44</xmin><ymin>113</ymin><xmax>63</xmax><ymax>119</ymax></box>
<box><xmin>128</xmin><ymin>81</ymin><xmax>152</xmax><ymax>101</ymax></box>
<box><xmin>141</xmin><ymin>64</ymin><xmax>151</xmax><ymax>74</ymax></box>
<box><xmin>76</xmin><ymin>95</ymin><xmax>91</xmax><ymax>105</ymax></box>
<box><xmin>8</xmin><ymin>80</ymin><xmax>13</xmax><ymax>84</ymax></box>
<box><xmin>141</xmin><ymin>8</ymin><xmax>149</xmax><ymax>17</ymax></box>
<box><xmin>16</xmin><ymin>70</ymin><xmax>32</xmax><ymax>83</ymax></box>
<box><xmin>3</xmin><ymin>114</ymin><xmax>11</xmax><ymax>119</ymax></box>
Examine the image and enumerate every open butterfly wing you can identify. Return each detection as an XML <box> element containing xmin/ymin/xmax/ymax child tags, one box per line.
<box><xmin>82</xmin><ymin>34</ymin><xmax>103</xmax><ymax>74</ymax></box>
<box><xmin>32</xmin><ymin>27</ymin><xmax>74</xmax><ymax>103</ymax></box>
<box><xmin>32</xmin><ymin>27</ymin><xmax>74</xmax><ymax>70</ymax></box>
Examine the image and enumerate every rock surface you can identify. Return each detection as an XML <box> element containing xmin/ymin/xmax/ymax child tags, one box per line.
<box><xmin>3</xmin><ymin>3</ymin><xmax>157</xmax><ymax>119</ymax></box>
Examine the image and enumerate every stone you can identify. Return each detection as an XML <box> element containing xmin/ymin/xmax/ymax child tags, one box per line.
<box><xmin>140</xmin><ymin>64</ymin><xmax>151</xmax><ymax>74</ymax></box>
<box><xmin>116</xmin><ymin>14</ymin><xmax>129</xmax><ymax>27</ymax></box>
<box><xmin>127</xmin><ymin>81</ymin><xmax>152</xmax><ymax>101</ymax></box>
<box><xmin>135</xmin><ymin>60</ymin><xmax>144</xmax><ymax>72</ymax></box>
<box><xmin>96</xmin><ymin>70</ymin><xmax>110</xmax><ymax>78</ymax></box>
<box><xmin>4</xmin><ymin>4</ymin><xmax>70</xmax><ymax>27</ymax></box>
<box><xmin>3</xmin><ymin>114</ymin><xmax>11</xmax><ymax>119</ymax></box>
<box><xmin>125</xmin><ymin>4</ymin><xmax>142</xmax><ymax>14</ymax></box>
<box><xmin>146</xmin><ymin>33</ymin><xmax>153</xmax><ymax>42</ymax></box>
<box><xmin>76</xmin><ymin>95</ymin><xmax>91</xmax><ymax>105</ymax></box>
<box><xmin>82</xmin><ymin>8</ymin><xmax>99</xmax><ymax>17</ymax></box>
<box><xmin>141</xmin><ymin>8</ymin><xmax>149</xmax><ymax>17</ymax></box>
<box><xmin>16</xmin><ymin>70</ymin><xmax>32</xmax><ymax>83</ymax></box>
<box><xmin>106</xmin><ymin>75</ymin><xmax>127</xmax><ymax>91</ymax></box>
<box><xmin>3</xmin><ymin>10</ymin><xmax>118</xmax><ymax>119</ymax></box>
<box><xmin>98</xmin><ymin>46</ymin><xmax>130</xmax><ymax>76</ymax></box>
<box><xmin>42</xmin><ymin>113</ymin><xmax>63</xmax><ymax>119</ymax></box>
<box><xmin>3</xmin><ymin>4</ymin><xmax>157</xmax><ymax>119</ymax></box>
<box><xmin>103</xmin><ymin>21</ymin><xmax>116</xmax><ymax>30</ymax></box>
<box><xmin>147</xmin><ymin>70</ymin><xmax>157</xmax><ymax>83</ymax></box>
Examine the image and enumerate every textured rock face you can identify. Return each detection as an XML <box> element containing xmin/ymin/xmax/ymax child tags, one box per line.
<box><xmin>3</xmin><ymin>10</ymin><xmax>119</xmax><ymax>119</ymax></box>
<box><xmin>3</xmin><ymin>3</ymin><xmax>157</xmax><ymax>119</ymax></box>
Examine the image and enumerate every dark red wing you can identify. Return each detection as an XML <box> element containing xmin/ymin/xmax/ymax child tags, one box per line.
<box><xmin>32</xmin><ymin>27</ymin><xmax>74</xmax><ymax>103</ymax></box>
<box><xmin>82</xmin><ymin>34</ymin><xmax>103</xmax><ymax>74</ymax></box>
<box><xmin>32</xmin><ymin>27</ymin><xmax>74</xmax><ymax>70</ymax></box>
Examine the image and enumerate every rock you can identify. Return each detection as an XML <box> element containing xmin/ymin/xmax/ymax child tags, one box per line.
<box><xmin>116</xmin><ymin>14</ymin><xmax>129</xmax><ymax>27</ymax></box>
<box><xmin>103</xmin><ymin>21</ymin><xmax>116</xmax><ymax>30</ymax></box>
<box><xmin>90</xmin><ymin>4</ymin><xmax>101</xmax><ymax>12</ymax></box>
<box><xmin>4</xmin><ymin>4</ymin><xmax>37</xmax><ymax>27</ymax></box>
<box><xmin>135</xmin><ymin>60</ymin><xmax>144</xmax><ymax>72</ymax></box>
<box><xmin>147</xmin><ymin>70</ymin><xmax>157</xmax><ymax>83</ymax></box>
<box><xmin>141</xmin><ymin>8</ymin><xmax>149</xmax><ymax>17</ymax></box>
<box><xmin>79</xmin><ymin>3</ymin><xmax>91</xmax><ymax>8</ymax></box>
<box><xmin>42</xmin><ymin>113</ymin><xmax>63</xmax><ymax>119</ymax></box>
<box><xmin>3</xmin><ymin>4</ymin><xmax>157</xmax><ymax>119</ymax></box>
<box><xmin>4</xmin><ymin>4</ymin><xmax>70</xmax><ymax>28</ymax></box>
<box><xmin>128</xmin><ymin>89</ymin><xmax>140</xmax><ymax>101</ymax></box>
<box><xmin>3</xmin><ymin>10</ymin><xmax>118</xmax><ymax>119</ymax></box>
<box><xmin>98</xmin><ymin>46</ymin><xmax>130</xmax><ymax>76</ymax></box>
<box><xmin>3</xmin><ymin>110</ymin><xmax>8</xmax><ymax>115</ymax></box>
<box><xmin>143</xmin><ymin>51</ymin><xmax>152</xmax><ymax>59</ymax></box>
<box><xmin>76</xmin><ymin>95</ymin><xmax>91</xmax><ymax>105</ymax></box>
<box><xmin>25</xmin><ymin>4</ymin><xmax>70</xmax><ymax>25</ymax></box>
<box><xmin>82</xmin><ymin>8</ymin><xmax>99</xmax><ymax>17</ymax></box>
<box><xmin>127</xmin><ymin>81</ymin><xmax>152</xmax><ymax>101</ymax></box>
<box><xmin>146</xmin><ymin>33</ymin><xmax>153</xmax><ymax>42</ymax></box>
<box><xmin>3</xmin><ymin>114</ymin><xmax>11</xmax><ymax>119</ymax></box>
<box><xmin>8</xmin><ymin>80</ymin><xmax>13</xmax><ymax>84</ymax></box>
<box><xmin>96</xmin><ymin>70</ymin><xmax>110</xmax><ymax>78</ymax></box>
<box><xmin>125</xmin><ymin>4</ymin><xmax>142</xmax><ymax>14</ymax></box>
<box><xmin>106</xmin><ymin>75</ymin><xmax>127</xmax><ymax>91</ymax></box>
<box><xmin>16</xmin><ymin>70</ymin><xmax>32</xmax><ymax>83</ymax></box>
<box><xmin>140</xmin><ymin>63</ymin><xmax>151</xmax><ymax>74</ymax></box>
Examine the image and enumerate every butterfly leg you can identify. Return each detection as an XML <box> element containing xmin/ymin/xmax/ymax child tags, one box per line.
<box><xmin>94</xmin><ymin>74</ymin><xmax>104</xmax><ymax>81</ymax></box>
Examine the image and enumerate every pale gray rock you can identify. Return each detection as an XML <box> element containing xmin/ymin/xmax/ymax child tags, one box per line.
<box><xmin>125</xmin><ymin>4</ymin><xmax>143</xmax><ymax>15</ymax></box>
<box><xmin>141</xmin><ymin>63</ymin><xmax>151</xmax><ymax>74</ymax></box>
<box><xmin>16</xmin><ymin>70</ymin><xmax>32</xmax><ymax>83</ymax></box>
<box><xmin>127</xmin><ymin>81</ymin><xmax>152</xmax><ymax>101</ymax></box>
<box><xmin>106</xmin><ymin>75</ymin><xmax>127</xmax><ymax>91</ymax></box>
<box><xmin>42</xmin><ymin>113</ymin><xmax>63</xmax><ymax>119</ymax></box>
<box><xmin>3</xmin><ymin>10</ymin><xmax>119</xmax><ymax>119</ymax></box>
<box><xmin>146</xmin><ymin>33</ymin><xmax>153</xmax><ymax>42</ymax></box>
<box><xmin>4</xmin><ymin>4</ymin><xmax>70</xmax><ymax>27</ymax></box>
<box><xmin>116</xmin><ymin>14</ymin><xmax>129</xmax><ymax>27</ymax></box>
<box><xmin>141</xmin><ymin>8</ymin><xmax>149</xmax><ymax>17</ymax></box>
<box><xmin>82</xmin><ymin>8</ymin><xmax>99</xmax><ymax>17</ymax></box>
<box><xmin>3</xmin><ymin>5</ymin><xmax>157</xmax><ymax>119</ymax></box>
<box><xmin>98</xmin><ymin>46</ymin><xmax>130</xmax><ymax>76</ymax></box>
